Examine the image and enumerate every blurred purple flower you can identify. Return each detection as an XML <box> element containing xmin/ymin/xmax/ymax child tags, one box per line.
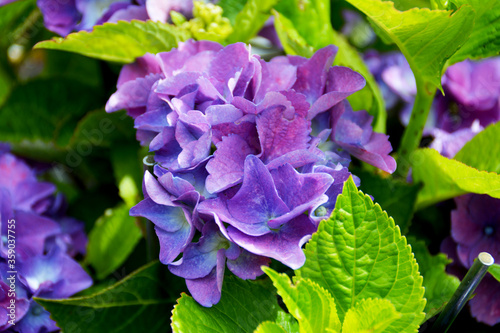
<box><xmin>4</xmin><ymin>0</ymin><xmax>195</xmax><ymax>36</ymax></box>
<box><xmin>372</xmin><ymin>51</ymin><xmax>500</xmax><ymax>158</ymax></box>
<box><xmin>0</xmin><ymin>150</ymin><xmax>92</xmax><ymax>332</ymax></box>
<box><xmin>441</xmin><ymin>194</ymin><xmax>500</xmax><ymax>326</ymax></box>
<box><xmin>121</xmin><ymin>40</ymin><xmax>397</xmax><ymax>306</ymax></box>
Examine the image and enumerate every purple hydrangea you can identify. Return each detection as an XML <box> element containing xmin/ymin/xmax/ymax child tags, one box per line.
<box><xmin>371</xmin><ymin>51</ymin><xmax>500</xmax><ymax>158</ymax></box>
<box><xmin>441</xmin><ymin>194</ymin><xmax>500</xmax><ymax>326</ymax></box>
<box><xmin>0</xmin><ymin>149</ymin><xmax>92</xmax><ymax>332</ymax></box>
<box><xmin>117</xmin><ymin>40</ymin><xmax>397</xmax><ymax>306</ymax></box>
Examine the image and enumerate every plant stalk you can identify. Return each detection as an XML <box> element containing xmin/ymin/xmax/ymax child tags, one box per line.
<box><xmin>396</xmin><ymin>79</ymin><xmax>435</xmax><ymax>177</ymax></box>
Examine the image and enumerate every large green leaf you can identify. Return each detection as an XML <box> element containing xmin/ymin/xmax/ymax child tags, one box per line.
<box><xmin>411</xmin><ymin>148</ymin><xmax>500</xmax><ymax>209</ymax></box>
<box><xmin>254</xmin><ymin>322</ymin><xmax>289</xmax><ymax>333</ymax></box>
<box><xmin>35</xmin><ymin>20</ymin><xmax>190</xmax><ymax>63</ymax></box>
<box><xmin>262</xmin><ymin>268</ymin><xmax>341</xmax><ymax>333</ymax></box>
<box><xmin>346</xmin><ymin>0</ymin><xmax>474</xmax><ymax>91</ymax></box>
<box><xmin>448</xmin><ymin>0</ymin><xmax>500</xmax><ymax>64</ymax></box>
<box><xmin>0</xmin><ymin>78</ymin><xmax>103</xmax><ymax>146</ymax></box>
<box><xmin>171</xmin><ymin>276</ymin><xmax>280</xmax><ymax>333</ymax></box>
<box><xmin>35</xmin><ymin>261</ymin><xmax>172</xmax><ymax>333</ymax></box>
<box><xmin>356</xmin><ymin>169</ymin><xmax>420</xmax><ymax>233</ymax></box>
<box><xmin>297</xmin><ymin>177</ymin><xmax>426</xmax><ymax>333</ymax></box>
<box><xmin>226</xmin><ymin>0</ymin><xmax>280</xmax><ymax>44</ymax></box>
<box><xmin>86</xmin><ymin>204</ymin><xmax>143</xmax><ymax>280</ymax></box>
<box><xmin>342</xmin><ymin>298</ymin><xmax>402</xmax><ymax>333</ymax></box>
<box><xmin>410</xmin><ymin>239</ymin><xmax>460</xmax><ymax>320</ymax></box>
<box><xmin>454</xmin><ymin>121</ymin><xmax>500</xmax><ymax>174</ymax></box>
<box><xmin>273</xmin><ymin>0</ymin><xmax>387</xmax><ymax>132</ymax></box>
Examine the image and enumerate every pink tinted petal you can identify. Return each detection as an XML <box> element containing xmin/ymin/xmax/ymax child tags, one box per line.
<box><xmin>256</xmin><ymin>91</ymin><xmax>311</xmax><ymax>164</ymax></box>
<box><xmin>308</xmin><ymin>66</ymin><xmax>366</xmax><ymax>119</ymax></box>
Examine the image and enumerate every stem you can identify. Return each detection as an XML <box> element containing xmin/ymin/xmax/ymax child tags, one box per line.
<box><xmin>396</xmin><ymin>78</ymin><xmax>436</xmax><ymax>177</ymax></box>
<box><xmin>430</xmin><ymin>252</ymin><xmax>495</xmax><ymax>333</ymax></box>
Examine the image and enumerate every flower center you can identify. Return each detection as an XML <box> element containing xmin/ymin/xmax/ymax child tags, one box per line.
<box><xmin>484</xmin><ymin>225</ymin><xmax>495</xmax><ymax>236</ymax></box>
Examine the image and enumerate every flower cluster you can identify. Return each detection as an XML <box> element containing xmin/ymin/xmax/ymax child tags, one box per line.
<box><xmin>370</xmin><ymin>51</ymin><xmax>500</xmax><ymax>158</ymax></box>
<box><xmin>0</xmin><ymin>149</ymin><xmax>92</xmax><ymax>332</ymax></box>
<box><xmin>107</xmin><ymin>40</ymin><xmax>397</xmax><ymax>306</ymax></box>
<box><xmin>441</xmin><ymin>194</ymin><xmax>500</xmax><ymax>326</ymax></box>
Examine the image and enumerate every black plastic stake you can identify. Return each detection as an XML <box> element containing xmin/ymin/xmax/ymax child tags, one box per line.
<box><xmin>430</xmin><ymin>252</ymin><xmax>494</xmax><ymax>333</ymax></box>
<box><xmin>142</xmin><ymin>155</ymin><xmax>158</xmax><ymax>262</ymax></box>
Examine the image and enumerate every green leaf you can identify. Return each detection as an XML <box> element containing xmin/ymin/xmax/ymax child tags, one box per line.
<box><xmin>346</xmin><ymin>0</ymin><xmax>474</xmax><ymax>91</ymax></box>
<box><xmin>263</xmin><ymin>268</ymin><xmax>341</xmax><ymax>333</ymax></box>
<box><xmin>356</xmin><ymin>169</ymin><xmax>420</xmax><ymax>233</ymax></box>
<box><xmin>218</xmin><ymin>0</ymin><xmax>247</xmax><ymax>23</ymax></box>
<box><xmin>35</xmin><ymin>20</ymin><xmax>190</xmax><ymax>63</ymax></box>
<box><xmin>35</xmin><ymin>261</ymin><xmax>172</xmax><ymax>333</ymax></box>
<box><xmin>272</xmin><ymin>0</ymin><xmax>387</xmax><ymax>132</ymax></box>
<box><xmin>110</xmin><ymin>143</ymin><xmax>144</xmax><ymax>208</ymax></box>
<box><xmin>272</xmin><ymin>10</ymin><xmax>314</xmax><ymax>57</ymax></box>
<box><xmin>489</xmin><ymin>264</ymin><xmax>500</xmax><ymax>283</ymax></box>
<box><xmin>342</xmin><ymin>298</ymin><xmax>402</xmax><ymax>333</ymax></box>
<box><xmin>0</xmin><ymin>78</ymin><xmax>103</xmax><ymax>146</ymax></box>
<box><xmin>254</xmin><ymin>322</ymin><xmax>289</xmax><ymax>333</ymax></box>
<box><xmin>411</xmin><ymin>148</ymin><xmax>500</xmax><ymax>209</ymax></box>
<box><xmin>454</xmin><ymin>121</ymin><xmax>500</xmax><ymax>174</ymax></box>
<box><xmin>448</xmin><ymin>0</ymin><xmax>500</xmax><ymax>64</ymax></box>
<box><xmin>274</xmin><ymin>311</ymin><xmax>299</xmax><ymax>333</ymax></box>
<box><xmin>297</xmin><ymin>176</ymin><xmax>426</xmax><ymax>333</ymax></box>
<box><xmin>86</xmin><ymin>203</ymin><xmax>142</xmax><ymax>280</ymax></box>
<box><xmin>410</xmin><ymin>239</ymin><xmax>460</xmax><ymax>320</ymax></box>
<box><xmin>171</xmin><ymin>275</ymin><xmax>280</xmax><ymax>333</ymax></box>
<box><xmin>69</xmin><ymin>109</ymin><xmax>135</xmax><ymax>148</ymax></box>
<box><xmin>226</xmin><ymin>0</ymin><xmax>280</xmax><ymax>44</ymax></box>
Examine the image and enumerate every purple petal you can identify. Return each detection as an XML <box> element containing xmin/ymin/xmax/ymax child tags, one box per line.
<box><xmin>226</xmin><ymin>155</ymin><xmax>289</xmax><ymax>235</ymax></box>
<box><xmin>308</xmin><ymin>66</ymin><xmax>366</xmax><ymax>119</ymax></box>
<box><xmin>157</xmin><ymin>40</ymin><xmax>223</xmax><ymax>77</ymax></box>
<box><xmin>106</xmin><ymin>4</ymin><xmax>149</xmax><ymax>23</ymax></box>
<box><xmin>206</xmin><ymin>134</ymin><xmax>258</xmax><ymax>193</ymax></box>
<box><xmin>37</xmin><ymin>0</ymin><xmax>81</xmax><ymax>36</ymax></box>
<box><xmin>270</xmin><ymin>163</ymin><xmax>333</xmax><ymax>211</ymax></box>
<box><xmin>168</xmin><ymin>222</ymin><xmax>227</xmax><ymax>279</ymax></box>
<box><xmin>291</xmin><ymin>45</ymin><xmax>337</xmax><ymax>103</ymax></box>
<box><xmin>254</xmin><ymin>58</ymin><xmax>297</xmax><ymax>103</ymax></box>
<box><xmin>256</xmin><ymin>91</ymin><xmax>311</xmax><ymax>164</ymax></box>
<box><xmin>146</xmin><ymin>0</ymin><xmax>193</xmax><ymax>23</ymax></box>
<box><xmin>18</xmin><ymin>248</ymin><xmax>92</xmax><ymax>298</ymax></box>
<box><xmin>131</xmin><ymin>199</ymin><xmax>194</xmax><ymax>264</ymax></box>
<box><xmin>430</xmin><ymin>120</ymin><xmax>482</xmax><ymax>158</ymax></box>
<box><xmin>227</xmin><ymin>214</ymin><xmax>316</xmax><ymax>269</ymax></box>
<box><xmin>185</xmin><ymin>264</ymin><xmax>223</xmax><ymax>308</ymax></box>
<box><xmin>227</xmin><ymin>250</ymin><xmax>270</xmax><ymax>280</ymax></box>
<box><xmin>117</xmin><ymin>53</ymin><xmax>162</xmax><ymax>88</ymax></box>
<box><xmin>12</xmin><ymin>302</ymin><xmax>59</xmax><ymax>333</ymax></box>
<box><xmin>444</xmin><ymin>58</ymin><xmax>500</xmax><ymax>111</ymax></box>
<box><xmin>106</xmin><ymin>73</ymin><xmax>163</xmax><ymax>114</ymax></box>
<box><xmin>2</xmin><ymin>211</ymin><xmax>60</xmax><ymax>261</ymax></box>
<box><xmin>333</xmin><ymin>102</ymin><xmax>396</xmax><ymax>173</ymax></box>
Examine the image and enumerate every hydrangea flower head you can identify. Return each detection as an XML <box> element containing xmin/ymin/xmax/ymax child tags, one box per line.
<box><xmin>120</xmin><ymin>40</ymin><xmax>397</xmax><ymax>306</ymax></box>
<box><xmin>0</xmin><ymin>149</ymin><xmax>92</xmax><ymax>332</ymax></box>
